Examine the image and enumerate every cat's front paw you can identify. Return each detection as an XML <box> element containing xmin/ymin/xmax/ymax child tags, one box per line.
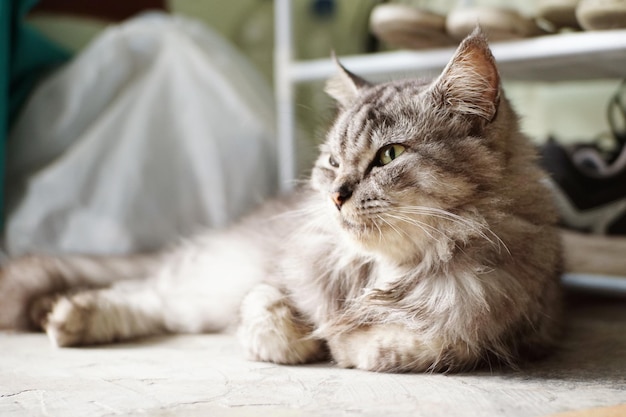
<box><xmin>42</xmin><ymin>293</ymin><xmax>102</xmax><ymax>347</ymax></box>
<box><xmin>327</xmin><ymin>324</ymin><xmax>439</xmax><ymax>373</ymax></box>
<box><xmin>328</xmin><ymin>332</ymin><xmax>408</xmax><ymax>372</ymax></box>
<box><xmin>238</xmin><ymin>284</ymin><xmax>327</xmax><ymax>365</ymax></box>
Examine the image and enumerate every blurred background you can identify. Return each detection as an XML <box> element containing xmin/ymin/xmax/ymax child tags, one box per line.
<box><xmin>26</xmin><ymin>0</ymin><xmax>620</xmax><ymax>162</ymax></box>
<box><xmin>1</xmin><ymin>0</ymin><xmax>623</xmax><ymax>256</ymax></box>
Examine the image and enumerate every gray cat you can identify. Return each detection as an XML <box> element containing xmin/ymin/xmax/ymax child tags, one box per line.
<box><xmin>0</xmin><ymin>31</ymin><xmax>562</xmax><ymax>372</ymax></box>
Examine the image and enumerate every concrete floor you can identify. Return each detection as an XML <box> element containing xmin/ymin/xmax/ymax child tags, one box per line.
<box><xmin>1</xmin><ymin>295</ymin><xmax>625</xmax><ymax>417</ymax></box>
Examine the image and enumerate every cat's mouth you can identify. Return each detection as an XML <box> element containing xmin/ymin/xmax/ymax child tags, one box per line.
<box><xmin>338</xmin><ymin>215</ymin><xmax>369</xmax><ymax>233</ymax></box>
<box><xmin>339</xmin><ymin>214</ymin><xmax>381</xmax><ymax>239</ymax></box>
<box><xmin>334</xmin><ymin>202</ymin><xmax>389</xmax><ymax>240</ymax></box>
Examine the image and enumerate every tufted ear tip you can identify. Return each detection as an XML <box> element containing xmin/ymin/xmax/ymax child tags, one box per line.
<box><xmin>325</xmin><ymin>54</ymin><xmax>371</xmax><ymax>108</ymax></box>
<box><xmin>432</xmin><ymin>27</ymin><xmax>500</xmax><ymax>122</ymax></box>
<box><xmin>469</xmin><ymin>25</ymin><xmax>485</xmax><ymax>39</ymax></box>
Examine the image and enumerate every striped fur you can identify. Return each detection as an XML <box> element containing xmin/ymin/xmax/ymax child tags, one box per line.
<box><xmin>0</xmin><ymin>31</ymin><xmax>562</xmax><ymax>372</ymax></box>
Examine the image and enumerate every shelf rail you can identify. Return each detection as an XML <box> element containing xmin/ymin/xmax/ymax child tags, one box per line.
<box><xmin>274</xmin><ymin>0</ymin><xmax>626</xmax><ymax>191</ymax></box>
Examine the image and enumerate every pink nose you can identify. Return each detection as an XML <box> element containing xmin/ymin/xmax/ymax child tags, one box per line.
<box><xmin>332</xmin><ymin>192</ymin><xmax>344</xmax><ymax>209</ymax></box>
<box><xmin>331</xmin><ymin>185</ymin><xmax>352</xmax><ymax>210</ymax></box>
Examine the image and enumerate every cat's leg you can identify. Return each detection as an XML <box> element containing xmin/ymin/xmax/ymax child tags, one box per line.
<box><xmin>327</xmin><ymin>324</ymin><xmax>476</xmax><ymax>373</ymax></box>
<box><xmin>31</xmin><ymin>281</ymin><xmax>166</xmax><ymax>347</ymax></box>
<box><xmin>238</xmin><ymin>283</ymin><xmax>327</xmax><ymax>365</ymax></box>
<box><xmin>0</xmin><ymin>253</ymin><xmax>162</xmax><ymax>329</ymax></box>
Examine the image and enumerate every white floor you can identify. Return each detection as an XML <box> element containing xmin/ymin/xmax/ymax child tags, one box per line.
<box><xmin>1</xmin><ymin>295</ymin><xmax>625</xmax><ymax>417</ymax></box>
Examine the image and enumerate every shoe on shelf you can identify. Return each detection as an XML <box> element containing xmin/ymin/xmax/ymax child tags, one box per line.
<box><xmin>446</xmin><ymin>6</ymin><xmax>545</xmax><ymax>42</ymax></box>
<box><xmin>570</xmin><ymin>137</ymin><xmax>626</xmax><ymax>176</ymax></box>
<box><xmin>576</xmin><ymin>0</ymin><xmax>626</xmax><ymax>30</ymax></box>
<box><xmin>539</xmin><ymin>82</ymin><xmax>626</xmax><ymax>287</ymax></box>
<box><xmin>539</xmin><ymin>137</ymin><xmax>626</xmax><ymax>236</ymax></box>
<box><xmin>369</xmin><ymin>3</ymin><xmax>456</xmax><ymax>50</ymax></box>
<box><xmin>571</xmin><ymin>80</ymin><xmax>626</xmax><ymax>175</ymax></box>
<box><xmin>539</xmin><ymin>138</ymin><xmax>626</xmax><ymax>294</ymax></box>
<box><xmin>537</xmin><ymin>0</ymin><xmax>582</xmax><ymax>31</ymax></box>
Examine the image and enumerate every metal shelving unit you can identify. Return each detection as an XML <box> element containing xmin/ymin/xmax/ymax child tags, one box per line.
<box><xmin>274</xmin><ymin>0</ymin><xmax>626</xmax><ymax>189</ymax></box>
<box><xmin>274</xmin><ymin>0</ymin><xmax>626</xmax><ymax>294</ymax></box>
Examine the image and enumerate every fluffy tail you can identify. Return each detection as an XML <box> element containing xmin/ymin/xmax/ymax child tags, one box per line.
<box><xmin>0</xmin><ymin>252</ymin><xmax>163</xmax><ymax>329</ymax></box>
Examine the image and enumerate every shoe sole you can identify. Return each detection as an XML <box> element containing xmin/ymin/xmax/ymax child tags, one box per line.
<box><xmin>537</xmin><ymin>0</ymin><xmax>581</xmax><ymax>29</ymax></box>
<box><xmin>446</xmin><ymin>7</ymin><xmax>542</xmax><ymax>41</ymax></box>
<box><xmin>369</xmin><ymin>4</ymin><xmax>455</xmax><ymax>49</ymax></box>
<box><xmin>576</xmin><ymin>0</ymin><xmax>626</xmax><ymax>30</ymax></box>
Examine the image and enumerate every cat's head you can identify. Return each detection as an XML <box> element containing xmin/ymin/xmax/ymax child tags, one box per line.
<box><xmin>311</xmin><ymin>30</ymin><xmax>515</xmax><ymax>264</ymax></box>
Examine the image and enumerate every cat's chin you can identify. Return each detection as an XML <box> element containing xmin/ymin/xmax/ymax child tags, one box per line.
<box><xmin>338</xmin><ymin>217</ymin><xmax>396</xmax><ymax>258</ymax></box>
<box><xmin>337</xmin><ymin>217</ymin><xmax>423</xmax><ymax>265</ymax></box>
<box><xmin>337</xmin><ymin>216</ymin><xmax>377</xmax><ymax>246</ymax></box>
<box><xmin>347</xmin><ymin>235</ymin><xmax>418</xmax><ymax>266</ymax></box>
<box><xmin>339</xmin><ymin>217</ymin><xmax>368</xmax><ymax>233</ymax></box>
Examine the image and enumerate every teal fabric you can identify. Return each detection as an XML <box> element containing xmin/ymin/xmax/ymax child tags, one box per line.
<box><xmin>0</xmin><ymin>0</ymin><xmax>70</xmax><ymax>227</ymax></box>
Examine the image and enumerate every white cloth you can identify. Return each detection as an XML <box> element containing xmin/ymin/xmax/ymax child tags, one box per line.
<box><xmin>6</xmin><ymin>13</ymin><xmax>277</xmax><ymax>255</ymax></box>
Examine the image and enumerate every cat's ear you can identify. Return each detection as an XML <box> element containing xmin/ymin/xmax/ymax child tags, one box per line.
<box><xmin>325</xmin><ymin>53</ymin><xmax>371</xmax><ymax>107</ymax></box>
<box><xmin>431</xmin><ymin>28</ymin><xmax>500</xmax><ymax>124</ymax></box>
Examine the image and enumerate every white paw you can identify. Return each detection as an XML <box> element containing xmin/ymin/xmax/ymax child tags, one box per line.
<box><xmin>238</xmin><ymin>284</ymin><xmax>326</xmax><ymax>364</ymax></box>
<box><xmin>44</xmin><ymin>294</ymin><xmax>98</xmax><ymax>347</ymax></box>
<box><xmin>327</xmin><ymin>325</ymin><xmax>438</xmax><ymax>373</ymax></box>
<box><xmin>327</xmin><ymin>330</ymin><xmax>399</xmax><ymax>372</ymax></box>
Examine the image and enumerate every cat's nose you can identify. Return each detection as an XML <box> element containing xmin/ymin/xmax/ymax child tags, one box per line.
<box><xmin>331</xmin><ymin>185</ymin><xmax>353</xmax><ymax>210</ymax></box>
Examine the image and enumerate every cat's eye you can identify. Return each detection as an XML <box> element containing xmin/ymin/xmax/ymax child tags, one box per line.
<box><xmin>377</xmin><ymin>144</ymin><xmax>405</xmax><ymax>166</ymax></box>
<box><xmin>329</xmin><ymin>155</ymin><xmax>339</xmax><ymax>168</ymax></box>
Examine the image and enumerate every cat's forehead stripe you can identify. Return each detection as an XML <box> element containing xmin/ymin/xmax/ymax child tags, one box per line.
<box><xmin>336</xmin><ymin>101</ymin><xmax>376</xmax><ymax>153</ymax></box>
<box><xmin>331</xmin><ymin>81</ymin><xmax>430</xmax><ymax>158</ymax></box>
<box><xmin>370</xmin><ymin>83</ymin><xmax>404</xmax><ymax>107</ymax></box>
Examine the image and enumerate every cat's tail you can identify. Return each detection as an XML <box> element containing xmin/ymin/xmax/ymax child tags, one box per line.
<box><xmin>0</xmin><ymin>252</ymin><xmax>164</xmax><ymax>329</ymax></box>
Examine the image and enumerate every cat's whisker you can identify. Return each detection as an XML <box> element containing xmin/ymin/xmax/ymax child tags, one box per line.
<box><xmin>379</xmin><ymin>213</ymin><xmax>443</xmax><ymax>246</ymax></box>
<box><xmin>394</xmin><ymin>206</ymin><xmax>485</xmax><ymax>235</ymax></box>
<box><xmin>376</xmin><ymin>215</ymin><xmax>409</xmax><ymax>241</ymax></box>
<box><xmin>383</xmin><ymin>213</ymin><xmax>432</xmax><ymax>235</ymax></box>
<box><xmin>384</xmin><ymin>212</ymin><xmax>446</xmax><ymax>238</ymax></box>
<box><xmin>393</xmin><ymin>206</ymin><xmax>510</xmax><ymax>255</ymax></box>
<box><xmin>269</xmin><ymin>204</ymin><xmax>325</xmax><ymax>221</ymax></box>
<box><xmin>370</xmin><ymin>218</ymin><xmax>385</xmax><ymax>245</ymax></box>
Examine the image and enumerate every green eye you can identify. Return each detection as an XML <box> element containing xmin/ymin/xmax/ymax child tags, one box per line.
<box><xmin>378</xmin><ymin>144</ymin><xmax>405</xmax><ymax>166</ymax></box>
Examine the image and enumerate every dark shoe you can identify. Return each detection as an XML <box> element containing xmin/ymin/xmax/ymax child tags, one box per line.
<box><xmin>539</xmin><ymin>138</ymin><xmax>626</xmax><ymax>294</ymax></box>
